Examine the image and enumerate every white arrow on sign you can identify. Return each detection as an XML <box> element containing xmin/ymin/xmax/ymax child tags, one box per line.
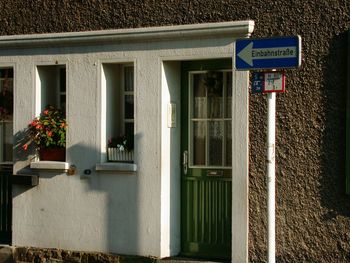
<box><xmin>237</xmin><ymin>42</ymin><xmax>297</xmax><ymax>66</ymax></box>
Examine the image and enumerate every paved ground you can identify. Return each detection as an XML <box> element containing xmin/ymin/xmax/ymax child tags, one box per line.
<box><xmin>0</xmin><ymin>246</ymin><xmax>14</xmax><ymax>263</ymax></box>
<box><xmin>1</xmin><ymin>246</ymin><xmax>230</xmax><ymax>263</ymax></box>
<box><xmin>157</xmin><ymin>257</ymin><xmax>229</xmax><ymax>263</ymax></box>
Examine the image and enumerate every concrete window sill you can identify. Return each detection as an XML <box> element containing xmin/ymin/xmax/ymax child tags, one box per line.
<box><xmin>95</xmin><ymin>162</ymin><xmax>137</xmax><ymax>173</ymax></box>
<box><xmin>30</xmin><ymin>161</ymin><xmax>70</xmax><ymax>171</ymax></box>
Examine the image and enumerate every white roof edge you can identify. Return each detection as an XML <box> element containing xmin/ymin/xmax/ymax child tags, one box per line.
<box><xmin>0</xmin><ymin>20</ymin><xmax>254</xmax><ymax>48</ymax></box>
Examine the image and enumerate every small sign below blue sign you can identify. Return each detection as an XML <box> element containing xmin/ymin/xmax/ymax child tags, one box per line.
<box><xmin>252</xmin><ymin>71</ymin><xmax>286</xmax><ymax>94</ymax></box>
<box><xmin>235</xmin><ymin>36</ymin><xmax>301</xmax><ymax>70</ymax></box>
<box><xmin>252</xmin><ymin>72</ymin><xmax>264</xmax><ymax>93</ymax></box>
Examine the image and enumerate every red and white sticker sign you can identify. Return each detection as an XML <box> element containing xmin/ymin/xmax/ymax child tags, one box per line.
<box><xmin>263</xmin><ymin>72</ymin><xmax>286</xmax><ymax>93</ymax></box>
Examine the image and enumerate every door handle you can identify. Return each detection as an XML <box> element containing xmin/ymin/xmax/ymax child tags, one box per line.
<box><xmin>183</xmin><ymin>150</ymin><xmax>188</xmax><ymax>175</ymax></box>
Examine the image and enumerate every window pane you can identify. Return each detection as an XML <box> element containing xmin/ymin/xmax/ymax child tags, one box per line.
<box><xmin>226</xmin><ymin>121</ymin><xmax>232</xmax><ymax>166</ymax></box>
<box><xmin>209</xmin><ymin>121</ymin><xmax>223</xmax><ymax>166</ymax></box>
<box><xmin>60</xmin><ymin>68</ymin><xmax>66</xmax><ymax>93</ymax></box>
<box><xmin>0</xmin><ymin>69</ymin><xmax>13</xmax><ymax>78</ymax></box>
<box><xmin>0</xmin><ymin>122</ymin><xmax>13</xmax><ymax>162</ymax></box>
<box><xmin>124</xmin><ymin>66</ymin><xmax>134</xmax><ymax>92</ymax></box>
<box><xmin>226</xmin><ymin>73</ymin><xmax>232</xmax><ymax>118</ymax></box>
<box><xmin>124</xmin><ymin>95</ymin><xmax>134</xmax><ymax>119</ymax></box>
<box><xmin>125</xmin><ymin>122</ymin><xmax>134</xmax><ymax>137</ymax></box>
<box><xmin>193</xmin><ymin>74</ymin><xmax>207</xmax><ymax>119</ymax></box>
<box><xmin>193</xmin><ymin>121</ymin><xmax>206</xmax><ymax>165</ymax></box>
<box><xmin>0</xmin><ymin>68</ymin><xmax>13</xmax><ymax>163</ymax></box>
<box><xmin>207</xmin><ymin>72</ymin><xmax>223</xmax><ymax>118</ymax></box>
<box><xmin>60</xmin><ymin>95</ymin><xmax>66</xmax><ymax>112</ymax></box>
<box><xmin>0</xmin><ymin>70</ymin><xmax>13</xmax><ymax>121</ymax></box>
<box><xmin>59</xmin><ymin>68</ymin><xmax>66</xmax><ymax>112</ymax></box>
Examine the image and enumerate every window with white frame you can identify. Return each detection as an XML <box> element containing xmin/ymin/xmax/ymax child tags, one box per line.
<box><xmin>0</xmin><ymin>68</ymin><xmax>13</xmax><ymax>163</ymax></box>
<box><xmin>36</xmin><ymin>65</ymin><xmax>66</xmax><ymax>113</ymax></box>
<box><xmin>101</xmin><ymin>63</ymin><xmax>134</xmax><ymax>163</ymax></box>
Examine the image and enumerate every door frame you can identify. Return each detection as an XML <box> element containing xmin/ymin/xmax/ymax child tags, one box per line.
<box><xmin>178</xmin><ymin>59</ymin><xmax>250</xmax><ymax>261</ymax></box>
<box><xmin>230</xmin><ymin>69</ymin><xmax>249</xmax><ymax>263</ymax></box>
<box><xmin>160</xmin><ymin>56</ymin><xmax>250</xmax><ymax>262</ymax></box>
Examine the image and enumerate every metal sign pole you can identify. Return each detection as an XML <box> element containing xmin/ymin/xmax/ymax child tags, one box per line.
<box><xmin>267</xmin><ymin>92</ymin><xmax>276</xmax><ymax>263</ymax></box>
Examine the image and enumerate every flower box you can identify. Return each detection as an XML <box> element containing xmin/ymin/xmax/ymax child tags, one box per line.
<box><xmin>39</xmin><ymin>147</ymin><xmax>65</xmax><ymax>162</ymax></box>
<box><xmin>108</xmin><ymin>148</ymin><xmax>133</xmax><ymax>162</ymax></box>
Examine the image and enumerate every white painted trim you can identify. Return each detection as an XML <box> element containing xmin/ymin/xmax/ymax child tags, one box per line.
<box><xmin>100</xmin><ymin>63</ymin><xmax>107</xmax><ymax>162</ymax></box>
<box><xmin>34</xmin><ymin>62</ymin><xmax>69</xmax><ymax>116</ymax></box>
<box><xmin>160</xmin><ymin>60</ymin><xmax>182</xmax><ymax>257</ymax></box>
<box><xmin>0</xmin><ymin>21</ymin><xmax>254</xmax><ymax>49</ymax></box>
<box><xmin>34</xmin><ymin>67</ymin><xmax>41</xmax><ymax>116</ymax></box>
<box><xmin>30</xmin><ymin>161</ymin><xmax>70</xmax><ymax>170</ymax></box>
<box><xmin>231</xmin><ymin>70</ymin><xmax>249</xmax><ymax>263</ymax></box>
<box><xmin>95</xmin><ymin>162</ymin><xmax>137</xmax><ymax>172</ymax></box>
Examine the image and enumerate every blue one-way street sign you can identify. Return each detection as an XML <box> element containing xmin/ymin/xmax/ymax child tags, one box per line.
<box><xmin>235</xmin><ymin>36</ymin><xmax>301</xmax><ymax>70</ymax></box>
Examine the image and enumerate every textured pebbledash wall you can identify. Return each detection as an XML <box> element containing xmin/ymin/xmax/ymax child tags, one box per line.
<box><xmin>1</xmin><ymin>0</ymin><xmax>350</xmax><ymax>262</ymax></box>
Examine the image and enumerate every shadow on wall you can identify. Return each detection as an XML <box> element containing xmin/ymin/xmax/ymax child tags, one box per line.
<box><xmin>12</xmin><ymin>129</ymin><xmax>41</xmax><ymax>197</ymax></box>
<box><xmin>13</xmin><ymin>128</ymin><xmax>36</xmax><ymax>164</ymax></box>
<box><xmin>11</xmin><ymin>64</ymin><xmax>182</xmax><ymax>257</ymax></box>
<box><xmin>68</xmin><ymin>141</ymin><xmax>142</xmax><ymax>256</ymax></box>
<box><xmin>12</xmin><ymin>131</ymin><xmax>143</xmax><ymax>255</ymax></box>
<box><xmin>321</xmin><ymin>32</ymin><xmax>350</xmax><ymax>218</ymax></box>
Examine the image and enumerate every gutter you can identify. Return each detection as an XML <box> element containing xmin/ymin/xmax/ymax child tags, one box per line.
<box><xmin>0</xmin><ymin>21</ymin><xmax>254</xmax><ymax>49</ymax></box>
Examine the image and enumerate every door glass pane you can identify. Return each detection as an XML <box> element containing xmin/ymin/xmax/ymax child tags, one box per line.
<box><xmin>193</xmin><ymin>121</ymin><xmax>206</xmax><ymax>165</ymax></box>
<box><xmin>193</xmin><ymin>74</ymin><xmax>207</xmax><ymax>119</ymax></box>
<box><xmin>207</xmin><ymin>72</ymin><xmax>223</xmax><ymax>118</ymax></box>
<box><xmin>209</xmin><ymin>121</ymin><xmax>223</xmax><ymax>166</ymax></box>
<box><xmin>190</xmin><ymin>70</ymin><xmax>232</xmax><ymax>168</ymax></box>
<box><xmin>226</xmin><ymin>73</ymin><xmax>232</xmax><ymax>118</ymax></box>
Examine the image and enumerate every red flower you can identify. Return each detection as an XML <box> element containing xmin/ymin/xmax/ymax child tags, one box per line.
<box><xmin>22</xmin><ymin>144</ymin><xmax>28</xmax><ymax>151</ymax></box>
<box><xmin>43</xmin><ymin>109</ymin><xmax>49</xmax><ymax>115</ymax></box>
<box><xmin>30</xmin><ymin>120</ymin><xmax>37</xmax><ymax>127</ymax></box>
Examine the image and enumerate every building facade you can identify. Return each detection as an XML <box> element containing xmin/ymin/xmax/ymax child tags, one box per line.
<box><xmin>0</xmin><ymin>1</ymin><xmax>349</xmax><ymax>262</ymax></box>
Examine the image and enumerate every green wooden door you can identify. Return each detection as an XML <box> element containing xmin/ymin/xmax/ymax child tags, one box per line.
<box><xmin>181</xmin><ymin>60</ymin><xmax>232</xmax><ymax>259</ymax></box>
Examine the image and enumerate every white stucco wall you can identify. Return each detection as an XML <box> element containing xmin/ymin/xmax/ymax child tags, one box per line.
<box><xmin>0</xmin><ymin>21</ymin><xmax>253</xmax><ymax>260</ymax></box>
